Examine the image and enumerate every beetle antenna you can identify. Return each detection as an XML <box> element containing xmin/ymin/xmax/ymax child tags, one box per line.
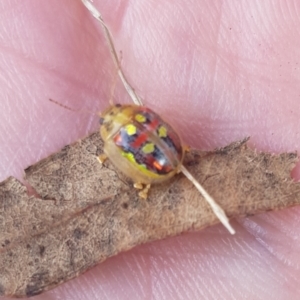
<box><xmin>49</xmin><ymin>98</ymin><xmax>97</xmax><ymax>116</ymax></box>
<box><xmin>81</xmin><ymin>0</ymin><xmax>143</xmax><ymax>106</ymax></box>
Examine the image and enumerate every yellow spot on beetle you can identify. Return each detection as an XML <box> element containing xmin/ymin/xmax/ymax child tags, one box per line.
<box><xmin>142</xmin><ymin>143</ymin><xmax>155</xmax><ymax>154</ymax></box>
<box><xmin>139</xmin><ymin>164</ymin><xmax>147</xmax><ymax>170</ymax></box>
<box><xmin>122</xmin><ymin>151</ymin><xmax>136</xmax><ymax>163</ymax></box>
<box><xmin>158</xmin><ymin>126</ymin><xmax>167</xmax><ymax>138</ymax></box>
<box><xmin>135</xmin><ymin>114</ymin><xmax>146</xmax><ymax>123</ymax></box>
<box><xmin>125</xmin><ymin>124</ymin><xmax>137</xmax><ymax>135</ymax></box>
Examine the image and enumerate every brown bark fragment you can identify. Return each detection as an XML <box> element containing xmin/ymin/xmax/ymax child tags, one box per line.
<box><xmin>0</xmin><ymin>133</ymin><xmax>299</xmax><ymax>297</ymax></box>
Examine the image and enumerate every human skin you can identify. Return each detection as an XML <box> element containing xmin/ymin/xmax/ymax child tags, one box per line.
<box><xmin>0</xmin><ymin>0</ymin><xmax>300</xmax><ymax>299</ymax></box>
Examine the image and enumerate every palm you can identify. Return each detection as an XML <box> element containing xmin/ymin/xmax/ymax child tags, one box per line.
<box><xmin>1</xmin><ymin>1</ymin><xmax>299</xmax><ymax>299</ymax></box>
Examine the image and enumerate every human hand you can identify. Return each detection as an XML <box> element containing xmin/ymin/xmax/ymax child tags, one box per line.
<box><xmin>1</xmin><ymin>1</ymin><xmax>299</xmax><ymax>299</ymax></box>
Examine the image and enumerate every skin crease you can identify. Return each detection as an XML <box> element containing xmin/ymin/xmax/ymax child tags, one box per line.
<box><xmin>0</xmin><ymin>0</ymin><xmax>300</xmax><ymax>299</ymax></box>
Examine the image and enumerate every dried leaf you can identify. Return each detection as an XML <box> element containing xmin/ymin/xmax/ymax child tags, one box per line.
<box><xmin>0</xmin><ymin>132</ymin><xmax>299</xmax><ymax>297</ymax></box>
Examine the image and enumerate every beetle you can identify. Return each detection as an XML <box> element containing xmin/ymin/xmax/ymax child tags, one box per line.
<box><xmin>99</xmin><ymin>104</ymin><xmax>185</xmax><ymax>198</ymax></box>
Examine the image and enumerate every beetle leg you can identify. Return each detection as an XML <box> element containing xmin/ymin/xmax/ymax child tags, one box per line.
<box><xmin>134</xmin><ymin>183</ymin><xmax>143</xmax><ymax>189</ymax></box>
<box><xmin>134</xmin><ymin>183</ymin><xmax>151</xmax><ymax>199</ymax></box>
<box><xmin>184</xmin><ymin>145</ymin><xmax>191</xmax><ymax>152</ymax></box>
<box><xmin>139</xmin><ymin>184</ymin><xmax>151</xmax><ymax>199</ymax></box>
<box><xmin>97</xmin><ymin>154</ymin><xmax>108</xmax><ymax>164</ymax></box>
